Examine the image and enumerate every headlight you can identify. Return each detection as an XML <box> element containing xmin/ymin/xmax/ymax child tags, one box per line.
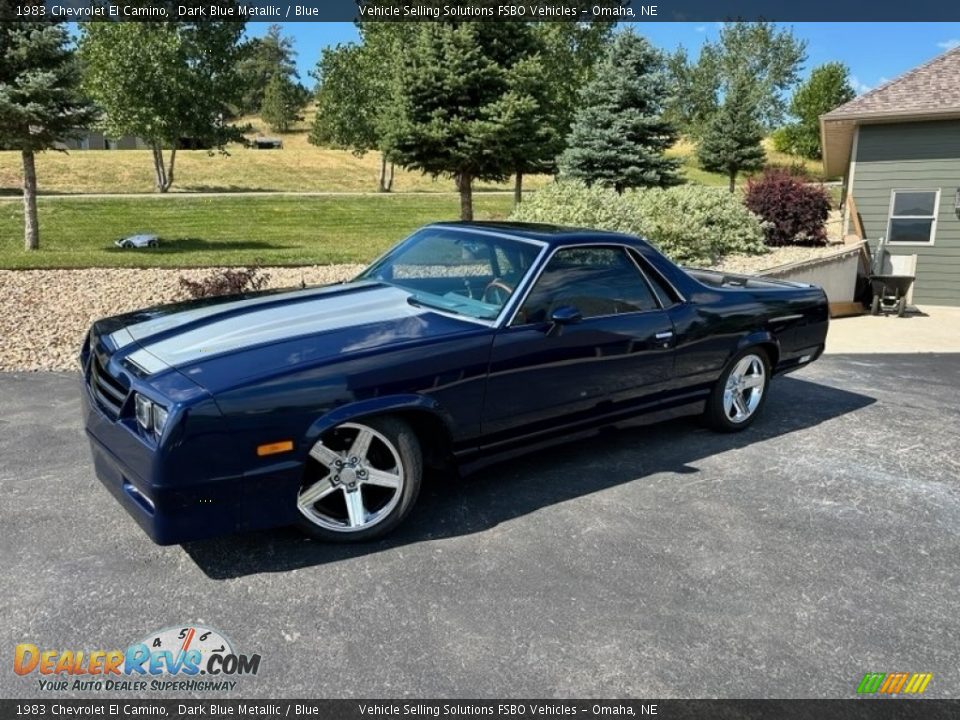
<box><xmin>152</xmin><ymin>405</ymin><xmax>168</xmax><ymax>435</ymax></box>
<box><xmin>134</xmin><ymin>393</ymin><xmax>169</xmax><ymax>437</ymax></box>
<box><xmin>135</xmin><ymin>394</ymin><xmax>153</xmax><ymax>431</ymax></box>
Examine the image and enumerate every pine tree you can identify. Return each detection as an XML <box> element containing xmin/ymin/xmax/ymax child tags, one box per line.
<box><xmin>559</xmin><ymin>30</ymin><xmax>682</xmax><ymax>194</ymax></box>
<box><xmin>260</xmin><ymin>74</ymin><xmax>302</xmax><ymax>133</ymax></box>
<box><xmin>386</xmin><ymin>23</ymin><xmax>544</xmax><ymax>220</ymax></box>
<box><xmin>697</xmin><ymin>75</ymin><xmax>766</xmax><ymax>192</ymax></box>
<box><xmin>237</xmin><ymin>24</ymin><xmax>298</xmax><ymax>114</ymax></box>
<box><xmin>0</xmin><ymin>12</ymin><xmax>96</xmax><ymax>250</ymax></box>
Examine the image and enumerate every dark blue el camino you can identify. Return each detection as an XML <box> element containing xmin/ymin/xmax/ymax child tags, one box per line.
<box><xmin>81</xmin><ymin>223</ymin><xmax>828</xmax><ymax>544</ymax></box>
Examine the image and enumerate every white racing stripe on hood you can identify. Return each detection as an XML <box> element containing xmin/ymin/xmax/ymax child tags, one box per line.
<box><xmin>136</xmin><ymin>286</ymin><xmax>419</xmax><ymax>369</ymax></box>
<box><xmin>126</xmin><ymin>348</ymin><xmax>171</xmax><ymax>375</ymax></box>
<box><xmin>123</xmin><ymin>285</ymin><xmax>354</xmax><ymax>343</ymax></box>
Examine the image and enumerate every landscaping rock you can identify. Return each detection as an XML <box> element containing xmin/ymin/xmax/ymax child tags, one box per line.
<box><xmin>0</xmin><ymin>265</ymin><xmax>362</xmax><ymax>372</ymax></box>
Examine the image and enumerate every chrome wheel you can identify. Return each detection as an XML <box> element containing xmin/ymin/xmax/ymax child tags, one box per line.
<box><xmin>722</xmin><ymin>354</ymin><xmax>766</xmax><ymax>424</ymax></box>
<box><xmin>298</xmin><ymin>422</ymin><xmax>405</xmax><ymax>533</ymax></box>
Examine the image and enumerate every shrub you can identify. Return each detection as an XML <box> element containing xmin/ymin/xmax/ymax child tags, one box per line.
<box><xmin>179</xmin><ymin>267</ymin><xmax>271</xmax><ymax>299</ymax></box>
<box><xmin>511</xmin><ymin>181</ymin><xmax>768</xmax><ymax>266</ymax></box>
<box><xmin>625</xmin><ymin>185</ymin><xmax>769</xmax><ymax>265</ymax></box>
<box><xmin>744</xmin><ymin>169</ymin><xmax>831</xmax><ymax>247</ymax></box>
<box><xmin>762</xmin><ymin>161</ymin><xmax>812</xmax><ymax>181</ymax></box>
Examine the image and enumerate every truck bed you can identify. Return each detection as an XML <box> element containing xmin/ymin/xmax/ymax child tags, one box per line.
<box><xmin>684</xmin><ymin>267</ymin><xmax>814</xmax><ymax>291</ymax></box>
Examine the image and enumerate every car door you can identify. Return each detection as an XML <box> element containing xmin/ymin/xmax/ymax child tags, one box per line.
<box><xmin>481</xmin><ymin>245</ymin><xmax>676</xmax><ymax>445</ymax></box>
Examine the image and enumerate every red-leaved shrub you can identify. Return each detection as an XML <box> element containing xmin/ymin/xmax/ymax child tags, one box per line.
<box><xmin>744</xmin><ymin>169</ymin><xmax>831</xmax><ymax>247</ymax></box>
<box><xmin>179</xmin><ymin>267</ymin><xmax>270</xmax><ymax>299</ymax></box>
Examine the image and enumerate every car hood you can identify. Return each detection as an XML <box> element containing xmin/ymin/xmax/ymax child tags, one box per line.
<box><xmin>96</xmin><ymin>281</ymin><xmax>489</xmax><ymax>393</ymax></box>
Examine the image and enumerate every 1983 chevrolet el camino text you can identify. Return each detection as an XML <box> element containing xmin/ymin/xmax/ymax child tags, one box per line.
<box><xmin>81</xmin><ymin>223</ymin><xmax>828</xmax><ymax>544</ymax></box>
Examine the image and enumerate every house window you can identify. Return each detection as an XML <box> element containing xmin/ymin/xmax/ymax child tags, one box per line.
<box><xmin>886</xmin><ymin>190</ymin><xmax>939</xmax><ymax>244</ymax></box>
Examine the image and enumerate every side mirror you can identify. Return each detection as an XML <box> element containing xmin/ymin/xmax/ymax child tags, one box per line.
<box><xmin>550</xmin><ymin>305</ymin><xmax>582</xmax><ymax>325</ymax></box>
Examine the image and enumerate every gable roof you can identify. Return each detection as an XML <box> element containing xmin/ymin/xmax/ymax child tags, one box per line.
<box><xmin>820</xmin><ymin>46</ymin><xmax>960</xmax><ymax>177</ymax></box>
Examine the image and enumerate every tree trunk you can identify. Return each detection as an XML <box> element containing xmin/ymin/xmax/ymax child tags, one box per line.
<box><xmin>151</xmin><ymin>144</ymin><xmax>165</xmax><ymax>192</ymax></box>
<box><xmin>514</xmin><ymin>171</ymin><xmax>523</xmax><ymax>207</ymax></box>
<box><xmin>21</xmin><ymin>149</ymin><xmax>39</xmax><ymax>251</ymax></box>
<box><xmin>456</xmin><ymin>172</ymin><xmax>473</xmax><ymax>221</ymax></box>
<box><xmin>728</xmin><ymin>169</ymin><xmax>736</xmax><ymax>193</ymax></box>
<box><xmin>152</xmin><ymin>143</ymin><xmax>176</xmax><ymax>193</ymax></box>
<box><xmin>165</xmin><ymin>147</ymin><xmax>177</xmax><ymax>191</ymax></box>
<box><xmin>378</xmin><ymin>155</ymin><xmax>388</xmax><ymax>192</ymax></box>
<box><xmin>386</xmin><ymin>163</ymin><xmax>394</xmax><ymax>192</ymax></box>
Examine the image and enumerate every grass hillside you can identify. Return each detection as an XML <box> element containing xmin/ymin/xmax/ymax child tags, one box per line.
<box><xmin>0</xmin><ymin>113</ymin><xmax>552</xmax><ymax>196</ymax></box>
<box><xmin>0</xmin><ymin>111</ymin><xmax>829</xmax><ymax>197</ymax></box>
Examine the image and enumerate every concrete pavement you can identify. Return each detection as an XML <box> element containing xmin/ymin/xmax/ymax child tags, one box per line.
<box><xmin>825</xmin><ymin>305</ymin><xmax>960</xmax><ymax>354</ymax></box>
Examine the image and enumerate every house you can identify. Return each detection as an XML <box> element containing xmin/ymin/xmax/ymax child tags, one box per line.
<box><xmin>821</xmin><ymin>47</ymin><xmax>960</xmax><ymax>307</ymax></box>
<box><xmin>56</xmin><ymin>132</ymin><xmax>150</xmax><ymax>151</ymax></box>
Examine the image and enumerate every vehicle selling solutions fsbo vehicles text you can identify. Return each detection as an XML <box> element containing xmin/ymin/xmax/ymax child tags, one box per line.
<box><xmin>356</xmin><ymin>4</ymin><xmax>655</xmax><ymax>17</ymax></box>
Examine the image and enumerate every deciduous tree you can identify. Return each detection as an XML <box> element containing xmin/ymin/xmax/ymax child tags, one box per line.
<box><xmin>775</xmin><ymin>62</ymin><xmax>856</xmax><ymax>159</ymax></box>
<box><xmin>310</xmin><ymin>24</ymin><xmax>416</xmax><ymax>192</ymax></box>
<box><xmin>669</xmin><ymin>22</ymin><xmax>807</xmax><ymax>136</ymax></box>
<box><xmin>78</xmin><ymin>22</ymin><xmax>245</xmax><ymax>193</ymax></box>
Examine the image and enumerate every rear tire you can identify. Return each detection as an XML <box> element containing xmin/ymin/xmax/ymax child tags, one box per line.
<box><xmin>704</xmin><ymin>348</ymin><xmax>771</xmax><ymax>432</ymax></box>
<box><xmin>295</xmin><ymin>416</ymin><xmax>422</xmax><ymax>542</ymax></box>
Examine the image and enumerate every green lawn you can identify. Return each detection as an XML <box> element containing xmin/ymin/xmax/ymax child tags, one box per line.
<box><xmin>0</xmin><ymin>194</ymin><xmax>515</xmax><ymax>269</ymax></box>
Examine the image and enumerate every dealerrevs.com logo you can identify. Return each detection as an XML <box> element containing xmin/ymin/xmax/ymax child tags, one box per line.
<box><xmin>14</xmin><ymin>625</ymin><xmax>261</xmax><ymax>693</ymax></box>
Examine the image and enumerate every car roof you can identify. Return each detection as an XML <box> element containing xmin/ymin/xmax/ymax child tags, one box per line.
<box><xmin>428</xmin><ymin>221</ymin><xmax>652</xmax><ymax>249</ymax></box>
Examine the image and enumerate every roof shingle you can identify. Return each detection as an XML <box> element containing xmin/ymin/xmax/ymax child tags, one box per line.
<box><xmin>824</xmin><ymin>46</ymin><xmax>960</xmax><ymax>119</ymax></box>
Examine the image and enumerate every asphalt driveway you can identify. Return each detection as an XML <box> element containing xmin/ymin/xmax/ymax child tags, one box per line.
<box><xmin>1</xmin><ymin>354</ymin><xmax>958</xmax><ymax>699</ymax></box>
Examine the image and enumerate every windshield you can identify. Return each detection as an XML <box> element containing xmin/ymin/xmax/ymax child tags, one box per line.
<box><xmin>356</xmin><ymin>228</ymin><xmax>543</xmax><ymax>320</ymax></box>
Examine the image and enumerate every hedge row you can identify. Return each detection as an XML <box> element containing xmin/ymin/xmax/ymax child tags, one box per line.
<box><xmin>510</xmin><ymin>182</ymin><xmax>769</xmax><ymax>266</ymax></box>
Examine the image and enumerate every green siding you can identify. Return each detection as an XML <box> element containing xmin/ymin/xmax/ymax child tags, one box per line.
<box><xmin>852</xmin><ymin>120</ymin><xmax>960</xmax><ymax>306</ymax></box>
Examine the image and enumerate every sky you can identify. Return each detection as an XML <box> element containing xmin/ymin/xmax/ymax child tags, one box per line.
<box><xmin>248</xmin><ymin>21</ymin><xmax>960</xmax><ymax>96</ymax></box>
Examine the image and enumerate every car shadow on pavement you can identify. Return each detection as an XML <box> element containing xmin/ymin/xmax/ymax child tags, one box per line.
<box><xmin>182</xmin><ymin>375</ymin><xmax>875</xmax><ymax>579</ymax></box>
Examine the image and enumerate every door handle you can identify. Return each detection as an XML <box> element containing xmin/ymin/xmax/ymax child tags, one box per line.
<box><xmin>655</xmin><ymin>331</ymin><xmax>674</xmax><ymax>340</ymax></box>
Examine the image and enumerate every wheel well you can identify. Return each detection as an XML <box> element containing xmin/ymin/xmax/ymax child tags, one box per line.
<box><xmin>353</xmin><ymin>409</ymin><xmax>454</xmax><ymax>470</ymax></box>
<box><xmin>755</xmin><ymin>342</ymin><xmax>779</xmax><ymax>370</ymax></box>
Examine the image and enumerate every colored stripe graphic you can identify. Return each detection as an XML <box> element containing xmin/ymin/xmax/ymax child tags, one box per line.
<box><xmin>858</xmin><ymin>672</ymin><xmax>932</xmax><ymax>695</ymax></box>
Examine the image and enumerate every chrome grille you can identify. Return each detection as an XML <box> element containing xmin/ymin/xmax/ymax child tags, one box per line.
<box><xmin>89</xmin><ymin>356</ymin><xmax>128</xmax><ymax>418</ymax></box>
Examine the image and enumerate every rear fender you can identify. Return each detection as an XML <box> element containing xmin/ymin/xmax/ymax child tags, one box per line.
<box><xmin>734</xmin><ymin>331</ymin><xmax>780</xmax><ymax>369</ymax></box>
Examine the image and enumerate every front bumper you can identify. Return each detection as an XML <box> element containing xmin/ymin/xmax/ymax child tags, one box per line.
<box><xmin>82</xmin><ymin>378</ymin><xmax>301</xmax><ymax>545</ymax></box>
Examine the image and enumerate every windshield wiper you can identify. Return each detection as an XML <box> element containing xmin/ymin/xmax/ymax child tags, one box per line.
<box><xmin>406</xmin><ymin>294</ymin><xmax>467</xmax><ymax>317</ymax></box>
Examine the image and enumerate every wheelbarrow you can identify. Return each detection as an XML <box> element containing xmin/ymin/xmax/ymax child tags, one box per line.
<box><xmin>869</xmin><ymin>274</ymin><xmax>914</xmax><ymax>317</ymax></box>
<box><xmin>867</xmin><ymin>235</ymin><xmax>915</xmax><ymax>317</ymax></box>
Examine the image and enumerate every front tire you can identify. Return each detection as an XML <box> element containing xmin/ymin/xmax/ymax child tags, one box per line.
<box><xmin>704</xmin><ymin>348</ymin><xmax>770</xmax><ymax>432</ymax></box>
<box><xmin>296</xmin><ymin>416</ymin><xmax>422</xmax><ymax>542</ymax></box>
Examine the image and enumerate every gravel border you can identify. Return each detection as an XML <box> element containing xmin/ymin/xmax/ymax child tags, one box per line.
<box><xmin>0</xmin><ymin>265</ymin><xmax>362</xmax><ymax>372</ymax></box>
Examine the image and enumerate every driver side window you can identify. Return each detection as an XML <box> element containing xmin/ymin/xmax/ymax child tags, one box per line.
<box><xmin>514</xmin><ymin>247</ymin><xmax>660</xmax><ymax>325</ymax></box>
